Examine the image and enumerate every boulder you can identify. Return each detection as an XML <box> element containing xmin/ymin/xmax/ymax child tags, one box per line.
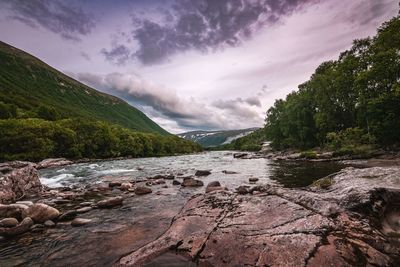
<box><xmin>97</xmin><ymin>196</ymin><xmax>124</xmax><ymax>208</ymax></box>
<box><xmin>22</xmin><ymin>203</ymin><xmax>60</xmax><ymax>223</ymax></box>
<box><xmin>71</xmin><ymin>218</ymin><xmax>92</xmax><ymax>227</ymax></box>
<box><xmin>134</xmin><ymin>187</ymin><xmax>152</xmax><ymax>195</ymax></box>
<box><xmin>181</xmin><ymin>178</ymin><xmax>204</xmax><ymax>187</ymax></box>
<box><xmin>0</xmin><ymin>162</ymin><xmax>42</xmax><ymax>203</ymax></box>
<box><xmin>194</xmin><ymin>170</ymin><xmax>211</xmax><ymax>176</ymax></box>
<box><xmin>0</xmin><ymin>217</ymin><xmax>33</xmax><ymax>236</ymax></box>
<box><xmin>37</xmin><ymin>158</ymin><xmax>73</xmax><ymax>169</ymax></box>
<box><xmin>0</xmin><ymin>218</ymin><xmax>18</xmax><ymax>228</ymax></box>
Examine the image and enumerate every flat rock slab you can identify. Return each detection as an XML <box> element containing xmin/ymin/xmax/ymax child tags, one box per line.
<box><xmin>117</xmin><ymin>169</ymin><xmax>400</xmax><ymax>267</ymax></box>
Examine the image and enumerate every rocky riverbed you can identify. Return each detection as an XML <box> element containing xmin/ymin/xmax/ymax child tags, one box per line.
<box><xmin>1</xmin><ymin>152</ymin><xmax>400</xmax><ymax>266</ymax></box>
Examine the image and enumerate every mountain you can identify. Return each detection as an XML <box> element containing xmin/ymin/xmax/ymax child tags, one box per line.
<box><xmin>178</xmin><ymin>128</ymin><xmax>259</xmax><ymax>147</ymax></box>
<box><xmin>0</xmin><ymin>41</ymin><xmax>168</xmax><ymax>135</ymax></box>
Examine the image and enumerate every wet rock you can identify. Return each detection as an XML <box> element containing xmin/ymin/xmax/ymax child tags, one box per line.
<box><xmin>181</xmin><ymin>178</ymin><xmax>204</xmax><ymax>187</ymax></box>
<box><xmin>120</xmin><ymin>182</ymin><xmax>132</xmax><ymax>191</ymax></box>
<box><xmin>0</xmin><ymin>218</ymin><xmax>18</xmax><ymax>228</ymax></box>
<box><xmin>0</xmin><ymin>217</ymin><xmax>33</xmax><ymax>236</ymax></box>
<box><xmin>206</xmin><ymin>181</ymin><xmax>221</xmax><ymax>188</ymax></box>
<box><xmin>93</xmin><ymin>183</ymin><xmax>110</xmax><ymax>192</ymax></box>
<box><xmin>194</xmin><ymin>170</ymin><xmax>211</xmax><ymax>176</ymax></box>
<box><xmin>71</xmin><ymin>218</ymin><xmax>91</xmax><ymax>227</ymax></box>
<box><xmin>233</xmin><ymin>152</ymin><xmax>248</xmax><ymax>159</ymax></box>
<box><xmin>58</xmin><ymin>210</ymin><xmax>77</xmax><ymax>221</ymax></box>
<box><xmin>249</xmin><ymin>177</ymin><xmax>259</xmax><ymax>183</ymax></box>
<box><xmin>164</xmin><ymin>175</ymin><xmax>175</xmax><ymax>180</ymax></box>
<box><xmin>205</xmin><ymin>182</ymin><xmax>226</xmax><ymax>193</ymax></box>
<box><xmin>172</xmin><ymin>180</ymin><xmax>181</xmax><ymax>186</ymax></box>
<box><xmin>79</xmin><ymin>201</ymin><xmax>93</xmax><ymax>207</ymax></box>
<box><xmin>44</xmin><ymin>220</ymin><xmax>55</xmax><ymax>227</ymax></box>
<box><xmin>236</xmin><ymin>185</ymin><xmax>250</xmax><ymax>195</ymax></box>
<box><xmin>222</xmin><ymin>170</ymin><xmax>238</xmax><ymax>174</ymax></box>
<box><xmin>97</xmin><ymin>196</ymin><xmax>124</xmax><ymax>208</ymax></box>
<box><xmin>134</xmin><ymin>187</ymin><xmax>152</xmax><ymax>195</ymax></box>
<box><xmin>76</xmin><ymin>207</ymin><xmax>92</xmax><ymax>214</ymax></box>
<box><xmin>109</xmin><ymin>181</ymin><xmax>122</xmax><ymax>187</ymax></box>
<box><xmin>0</xmin><ymin>162</ymin><xmax>42</xmax><ymax>204</ymax></box>
<box><xmin>53</xmin><ymin>199</ymin><xmax>70</xmax><ymax>204</ymax></box>
<box><xmin>22</xmin><ymin>203</ymin><xmax>60</xmax><ymax>223</ymax></box>
<box><xmin>37</xmin><ymin>158</ymin><xmax>73</xmax><ymax>169</ymax></box>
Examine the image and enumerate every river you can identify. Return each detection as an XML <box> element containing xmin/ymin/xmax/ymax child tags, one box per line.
<box><xmin>0</xmin><ymin>151</ymin><xmax>348</xmax><ymax>266</ymax></box>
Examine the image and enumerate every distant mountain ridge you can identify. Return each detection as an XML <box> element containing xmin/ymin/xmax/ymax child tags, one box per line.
<box><xmin>178</xmin><ymin>128</ymin><xmax>259</xmax><ymax>147</ymax></box>
<box><xmin>0</xmin><ymin>41</ymin><xmax>168</xmax><ymax>135</ymax></box>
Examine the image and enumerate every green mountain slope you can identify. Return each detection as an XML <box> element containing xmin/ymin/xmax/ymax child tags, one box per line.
<box><xmin>0</xmin><ymin>41</ymin><xmax>168</xmax><ymax>135</ymax></box>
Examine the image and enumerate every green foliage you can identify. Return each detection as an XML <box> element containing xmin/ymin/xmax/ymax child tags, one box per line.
<box><xmin>0</xmin><ymin>101</ymin><xmax>17</xmax><ymax>119</ymax></box>
<box><xmin>0</xmin><ymin>118</ymin><xmax>202</xmax><ymax>162</ymax></box>
<box><xmin>312</xmin><ymin>177</ymin><xmax>334</xmax><ymax>189</ymax></box>
<box><xmin>0</xmin><ymin>41</ymin><xmax>168</xmax><ymax>135</ymax></box>
<box><xmin>263</xmin><ymin>15</ymin><xmax>400</xmax><ymax>150</ymax></box>
<box><xmin>300</xmin><ymin>151</ymin><xmax>318</xmax><ymax>159</ymax></box>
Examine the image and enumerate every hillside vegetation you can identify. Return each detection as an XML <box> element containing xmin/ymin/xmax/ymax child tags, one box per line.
<box><xmin>0</xmin><ymin>42</ymin><xmax>202</xmax><ymax>161</ymax></box>
<box><xmin>229</xmin><ymin>15</ymin><xmax>400</xmax><ymax>154</ymax></box>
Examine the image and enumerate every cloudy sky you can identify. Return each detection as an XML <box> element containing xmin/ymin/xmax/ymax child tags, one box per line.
<box><xmin>0</xmin><ymin>0</ymin><xmax>397</xmax><ymax>133</ymax></box>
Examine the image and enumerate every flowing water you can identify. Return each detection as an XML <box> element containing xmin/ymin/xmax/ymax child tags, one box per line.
<box><xmin>0</xmin><ymin>151</ymin><xmax>348</xmax><ymax>266</ymax></box>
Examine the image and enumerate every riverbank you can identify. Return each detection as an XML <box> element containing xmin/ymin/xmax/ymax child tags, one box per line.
<box><xmin>1</xmin><ymin>152</ymin><xmax>400</xmax><ymax>266</ymax></box>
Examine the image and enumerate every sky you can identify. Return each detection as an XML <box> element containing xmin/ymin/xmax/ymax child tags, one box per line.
<box><xmin>0</xmin><ymin>0</ymin><xmax>397</xmax><ymax>133</ymax></box>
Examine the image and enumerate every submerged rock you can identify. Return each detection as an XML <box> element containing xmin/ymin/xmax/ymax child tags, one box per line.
<box><xmin>22</xmin><ymin>203</ymin><xmax>60</xmax><ymax>223</ymax></box>
<box><xmin>194</xmin><ymin>170</ymin><xmax>211</xmax><ymax>176</ymax></box>
<box><xmin>134</xmin><ymin>186</ymin><xmax>152</xmax><ymax>195</ymax></box>
<box><xmin>118</xmin><ymin>167</ymin><xmax>400</xmax><ymax>267</ymax></box>
<box><xmin>181</xmin><ymin>178</ymin><xmax>204</xmax><ymax>187</ymax></box>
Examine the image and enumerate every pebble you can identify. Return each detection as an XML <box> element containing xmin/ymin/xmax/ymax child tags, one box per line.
<box><xmin>134</xmin><ymin>186</ymin><xmax>152</xmax><ymax>195</ymax></box>
<box><xmin>44</xmin><ymin>220</ymin><xmax>56</xmax><ymax>227</ymax></box>
<box><xmin>71</xmin><ymin>218</ymin><xmax>92</xmax><ymax>227</ymax></box>
<box><xmin>76</xmin><ymin>207</ymin><xmax>92</xmax><ymax>214</ymax></box>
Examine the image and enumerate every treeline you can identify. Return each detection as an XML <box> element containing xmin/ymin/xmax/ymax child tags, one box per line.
<box><xmin>231</xmin><ymin>15</ymin><xmax>400</xmax><ymax>153</ymax></box>
<box><xmin>265</xmin><ymin>16</ymin><xmax>400</xmax><ymax>150</ymax></box>
<box><xmin>0</xmin><ymin>118</ymin><xmax>202</xmax><ymax>162</ymax></box>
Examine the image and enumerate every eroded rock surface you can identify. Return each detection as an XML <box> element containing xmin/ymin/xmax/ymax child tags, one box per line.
<box><xmin>0</xmin><ymin>162</ymin><xmax>42</xmax><ymax>204</ymax></box>
<box><xmin>117</xmin><ymin>167</ymin><xmax>400</xmax><ymax>267</ymax></box>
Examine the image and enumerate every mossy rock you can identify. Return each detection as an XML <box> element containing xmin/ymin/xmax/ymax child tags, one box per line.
<box><xmin>312</xmin><ymin>177</ymin><xmax>334</xmax><ymax>189</ymax></box>
<box><xmin>300</xmin><ymin>151</ymin><xmax>318</xmax><ymax>159</ymax></box>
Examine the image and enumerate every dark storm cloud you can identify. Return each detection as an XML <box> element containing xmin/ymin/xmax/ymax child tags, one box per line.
<box><xmin>101</xmin><ymin>44</ymin><xmax>131</xmax><ymax>65</ymax></box>
<box><xmin>1</xmin><ymin>0</ymin><xmax>95</xmax><ymax>41</ymax></box>
<box><xmin>126</xmin><ymin>0</ymin><xmax>315</xmax><ymax>64</ymax></box>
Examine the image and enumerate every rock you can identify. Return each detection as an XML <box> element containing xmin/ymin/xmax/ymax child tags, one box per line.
<box><xmin>71</xmin><ymin>218</ymin><xmax>92</xmax><ymax>227</ymax></box>
<box><xmin>53</xmin><ymin>199</ymin><xmax>70</xmax><ymax>204</ymax></box>
<box><xmin>15</xmin><ymin>201</ymin><xmax>34</xmax><ymax>206</ymax></box>
<box><xmin>0</xmin><ymin>203</ymin><xmax>29</xmax><ymax>220</ymax></box>
<box><xmin>233</xmin><ymin>153</ymin><xmax>248</xmax><ymax>158</ymax></box>
<box><xmin>120</xmin><ymin>182</ymin><xmax>133</xmax><ymax>191</ymax></box>
<box><xmin>44</xmin><ymin>220</ymin><xmax>55</xmax><ymax>227</ymax></box>
<box><xmin>195</xmin><ymin>170</ymin><xmax>211</xmax><ymax>176</ymax></box>
<box><xmin>222</xmin><ymin>170</ymin><xmax>238</xmax><ymax>174</ymax></box>
<box><xmin>118</xmin><ymin>168</ymin><xmax>400</xmax><ymax>267</ymax></box>
<box><xmin>94</xmin><ymin>183</ymin><xmax>110</xmax><ymax>192</ymax></box>
<box><xmin>164</xmin><ymin>175</ymin><xmax>175</xmax><ymax>180</ymax></box>
<box><xmin>36</xmin><ymin>158</ymin><xmax>73</xmax><ymax>169</ymax></box>
<box><xmin>236</xmin><ymin>185</ymin><xmax>250</xmax><ymax>194</ymax></box>
<box><xmin>181</xmin><ymin>178</ymin><xmax>204</xmax><ymax>187</ymax></box>
<box><xmin>172</xmin><ymin>180</ymin><xmax>181</xmax><ymax>186</ymax></box>
<box><xmin>97</xmin><ymin>196</ymin><xmax>124</xmax><ymax>208</ymax></box>
<box><xmin>109</xmin><ymin>181</ymin><xmax>122</xmax><ymax>187</ymax></box>
<box><xmin>205</xmin><ymin>186</ymin><xmax>227</xmax><ymax>193</ymax></box>
<box><xmin>134</xmin><ymin>187</ymin><xmax>152</xmax><ymax>195</ymax></box>
<box><xmin>22</xmin><ymin>203</ymin><xmax>60</xmax><ymax>223</ymax></box>
<box><xmin>0</xmin><ymin>162</ymin><xmax>42</xmax><ymax>204</ymax></box>
<box><xmin>0</xmin><ymin>217</ymin><xmax>33</xmax><ymax>236</ymax></box>
<box><xmin>249</xmin><ymin>177</ymin><xmax>259</xmax><ymax>183</ymax></box>
<box><xmin>76</xmin><ymin>207</ymin><xmax>92</xmax><ymax>213</ymax></box>
<box><xmin>0</xmin><ymin>218</ymin><xmax>18</xmax><ymax>228</ymax></box>
<box><xmin>58</xmin><ymin>210</ymin><xmax>77</xmax><ymax>221</ymax></box>
<box><xmin>153</xmin><ymin>179</ymin><xmax>166</xmax><ymax>185</ymax></box>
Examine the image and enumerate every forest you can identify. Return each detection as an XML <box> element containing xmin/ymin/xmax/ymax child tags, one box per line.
<box><xmin>0</xmin><ymin>116</ymin><xmax>202</xmax><ymax>162</ymax></box>
<box><xmin>229</xmin><ymin>15</ymin><xmax>400</xmax><ymax>155</ymax></box>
